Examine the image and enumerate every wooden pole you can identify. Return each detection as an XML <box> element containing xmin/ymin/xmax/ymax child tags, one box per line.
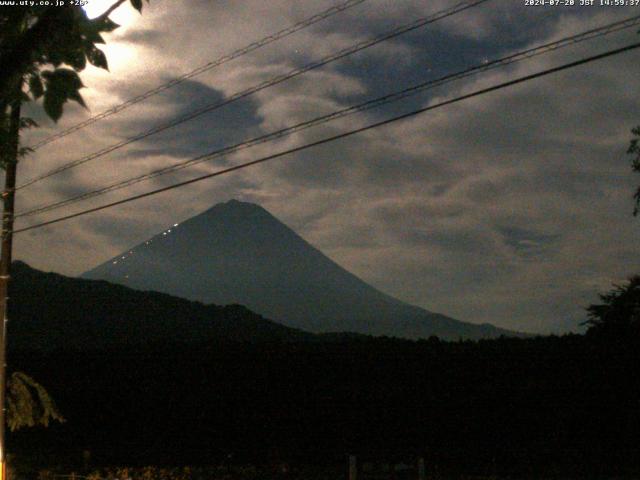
<box><xmin>0</xmin><ymin>98</ymin><xmax>21</xmax><ymax>480</ymax></box>
<box><xmin>417</xmin><ymin>457</ymin><xmax>425</xmax><ymax>480</ymax></box>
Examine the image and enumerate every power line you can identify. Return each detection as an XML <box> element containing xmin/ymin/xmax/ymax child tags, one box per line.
<box><xmin>15</xmin><ymin>14</ymin><xmax>640</xmax><ymax>219</ymax></box>
<box><xmin>26</xmin><ymin>0</ymin><xmax>370</xmax><ymax>151</ymax></box>
<box><xmin>16</xmin><ymin>0</ymin><xmax>491</xmax><ymax>191</ymax></box>
<box><xmin>19</xmin><ymin>0</ymin><xmax>488</xmax><ymax>189</ymax></box>
<box><xmin>18</xmin><ymin>14</ymin><xmax>638</xmax><ymax>217</ymax></box>
<box><xmin>13</xmin><ymin>41</ymin><xmax>640</xmax><ymax>235</ymax></box>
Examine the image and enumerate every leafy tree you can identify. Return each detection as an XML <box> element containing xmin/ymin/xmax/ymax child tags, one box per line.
<box><xmin>6</xmin><ymin>372</ymin><xmax>63</xmax><ymax>431</ymax></box>
<box><xmin>584</xmin><ymin>276</ymin><xmax>640</xmax><ymax>342</ymax></box>
<box><xmin>626</xmin><ymin>127</ymin><xmax>640</xmax><ymax>215</ymax></box>
<box><xmin>0</xmin><ymin>0</ymin><xmax>151</xmax><ymax>460</ymax></box>
<box><xmin>0</xmin><ymin>0</ymin><xmax>149</xmax><ymax>127</ymax></box>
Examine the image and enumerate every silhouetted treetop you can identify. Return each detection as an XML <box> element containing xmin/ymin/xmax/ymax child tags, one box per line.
<box><xmin>585</xmin><ymin>276</ymin><xmax>640</xmax><ymax>342</ymax></box>
<box><xmin>627</xmin><ymin>126</ymin><xmax>640</xmax><ymax>215</ymax></box>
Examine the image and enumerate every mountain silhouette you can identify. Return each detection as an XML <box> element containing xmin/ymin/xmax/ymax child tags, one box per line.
<box><xmin>82</xmin><ymin>199</ymin><xmax>523</xmax><ymax>340</ymax></box>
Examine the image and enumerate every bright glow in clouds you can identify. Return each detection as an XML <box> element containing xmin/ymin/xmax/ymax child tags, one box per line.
<box><xmin>83</xmin><ymin>0</ymin><xmax>139</xmax><ymax>26</ymax></box>
<box><xmin>98</xmin><ymin>41</ymin><xmax>137</xmax><ymax>72</ymax></box>
<box><xmin>79</xmin><ymin>0</ymin><xmax>147</xmax><ymax>95</ymax></box>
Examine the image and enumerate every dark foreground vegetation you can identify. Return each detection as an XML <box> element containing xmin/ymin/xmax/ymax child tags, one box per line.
<box><xmin>7</xmin><ymin>332</ymin><xmax>640</xmax><ymax>479</ymax></box>
<box><xmin>5</xmin><ymin>264</ymin><xmax>640</xmax><ymax>478</ymax></box>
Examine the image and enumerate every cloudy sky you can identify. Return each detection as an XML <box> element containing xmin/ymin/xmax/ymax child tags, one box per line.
<box><xmin>10</xmin><ymin>0</ymin><xmax>640</xmax><ymax>334</ymax></box>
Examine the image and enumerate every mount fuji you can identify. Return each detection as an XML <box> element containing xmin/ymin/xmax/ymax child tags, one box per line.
<box><xmin>82</xmin><ymin>199</ymin><xmax>522</xmax><ymax>340</ymax></box>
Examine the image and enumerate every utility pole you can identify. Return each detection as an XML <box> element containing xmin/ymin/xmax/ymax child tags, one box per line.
<box><xmin>0</xmin><ymin>98</ymin><xmax>21</xmax><ymax>480</ymax></box>
<box><xmin>348</xmin><ymin>455</ymin><xmax>357</xmax><ymax>480</ymax></box>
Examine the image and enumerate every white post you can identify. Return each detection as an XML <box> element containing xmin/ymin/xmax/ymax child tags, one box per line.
<box><xmin>349</xmin><ymin>455</ymin><xmax>357</xmax><ymax>480</ymax></box>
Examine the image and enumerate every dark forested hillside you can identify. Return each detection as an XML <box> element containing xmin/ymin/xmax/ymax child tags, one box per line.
<box><xmin>8</xmin><ymin>261</ymin><xmax>313</xmax><ymax>350</ymax></box>
<box><xmin>8</xmin><ymin>335</ymin><xmax>640</xmax><ymax>477</ymax></box>
<box><xmin>6</xmin><ymin>261</ymin><xmax>639</xmax><ymax>477</ymax></box>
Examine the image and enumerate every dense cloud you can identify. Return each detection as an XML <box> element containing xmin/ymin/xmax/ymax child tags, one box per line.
<box><xmin>10</xmin><ymin>0</ymin><xmax>640</xmax><ymax>333</ymax></box>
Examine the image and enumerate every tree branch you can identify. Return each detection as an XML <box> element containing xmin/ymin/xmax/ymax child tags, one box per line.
<box><xmin>96</xmin><ymin>0</ymin><xmax>128</xmax><ymax>20</ymax></box>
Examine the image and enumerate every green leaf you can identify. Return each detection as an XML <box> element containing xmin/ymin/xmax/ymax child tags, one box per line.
<box><xmin>68</xmin><ymin>89</ymin><xmax>87</xmax><ymax>108</ymax></box>
<box><xmin>43</xmin><ymin>91</ymin><xmax>64</xmax><ymax>121</ymax></box>
<box><xmin>87</xmin><ymin>47</ymin><xmax>109</xmax><ymax>71</ymax></box>
<box><xmin>130</xmin><ymin>0</ymin><xmax>143</xmax><ymax>12</ymax></box>
<box><xmin>42</xmin><ymin>68</ymin><xmax>87</xmax><ymax>122</ymax></box>
<box><xmin>67</xmin><ymin>48</ymin><xmax>87</xmax><ymax>71</ymax></box>
<box><xmin>28</xmin><ymin>74</ymin><xmax>44</xmax><ymax>99</ymax></box>
<box><xmin>7</xmin><ymin>372</ymin><xmax>65</xmax><ymax>431</ymax></box>
<box><xmin>42</xmin><ymin>68</ymin><xmax>85</xmax><ymax>89</ymax></box>
<box><xmin>18</xmin><ymin>146</ymin><xmax>34</xmax><ymax>159</ymax></box>
<box><xmin>93</xmin><ymin>16</ymin><xmax>120</xmax><ymax>32</ymax></box>
<box><xmin>81</xmin><ymin>21</ymin><xmax>106</xmax><ymax>44</ymax></box>
<box><xmin>19</xmin><ymin>117</ymin><xmax>38</xmax><ymax>129</ymax></box>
